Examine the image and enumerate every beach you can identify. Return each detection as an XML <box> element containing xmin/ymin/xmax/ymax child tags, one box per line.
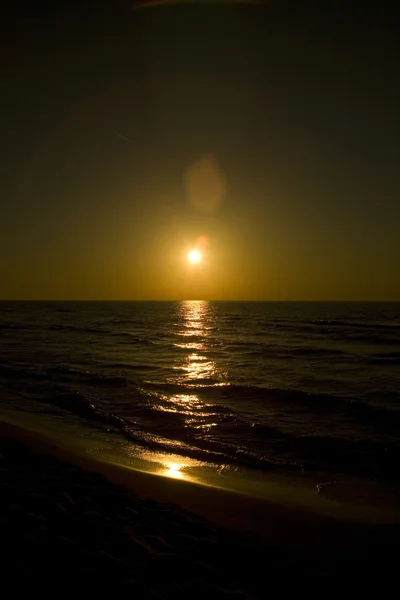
<box><xmin>2</xmin><ymin>0</ymin><xmax>399</xmax><ymax>592</ymax></box>
<box><xmin>1</xmin><ymin>420</ymin><xmax>399</xmax><ymax>598</ymax></box>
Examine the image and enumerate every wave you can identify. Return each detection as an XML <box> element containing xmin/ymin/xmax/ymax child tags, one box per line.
<box><xmin>243</xmin><ymin>345</ymin><xmax>349</xmax><ymax>359</ymax></box>
<box><xmin>2</xmin><ymin>299</ymin><xmax>400</xmax><ymax>483</ymax></box>
<box><xmin>45</xmin><ymin>390</ymin><xmax>400</xmax><ymax>481</ymax></box>
<box><xmin>139</xmin><ymin>380</ymin><xmax>388</xmax><ymax>412</ymax></box>
<box><xmin>261</xmin><ymin>318</ymin><xmax>400</xmax><ymax>343</ymax></box>
<box><xmin>105</xmin><ymin>362</ymin><xmax>158</xmax><ymax>371</ymax></box>
<box><xmin>145</xmin><ymin>382</ymin><xmax>342</xmax><ymax>408</ymax></box>
<box><xmin>3</xmin><ymin>358</ymin><xmax>398</xmax><ymax>436</ymax></box>
<box><xmin>346</xmin><ymin>333</ymin><xmax>400</xmax><ymax>345</ymax></box>
<box><xmin>365</xmin><ymin>352</ymin><xmax>400</xmax><ymax>365</ymax></box>
<box><xmin>369</xmin><ymin>351</ymin><xmax>400</xmax><ymax>358</ymax></box>
<box><xmin>221</xmin><ymin>315</ymin><xmax>247</xmax><ymax>322</ymax></box>
<box><xmin>345</xmin><ymin>400</ymin><xmax>400</xmax><ymax>430</ymax></box>
<box><xmin>117</xmin><ymin>333</ymin><xmax>155</xmax><ymax>345</ymax></box>
<box><xmin>0</xmin><ymin>323</ymin><xmax>26</xmax><ymax>330</ymax></box>
<box><xmin>0</xmin><ymin>362</ymin><xmax>130</xmax><ymax>388</ymax></box>
<box><xmin>48</xmin><ymin>391</ymin><xmax>129</xmax><ymax>430</ymax></box>
<box><xmin>311</xmin><ymin>318</ymin><xmax>400</xmax><ymax>330</ymax></box>
<box><xmin>45</xmin><ymin>325</ymin><xmax>111</xmax><ymax>334</ymax></box>
<box><xmin>3</xmin><ymin>369</ymin><xmax>399</xmax><ymax>481</ymax></box>
<box><xmin>138</xmin><ymin>380</ymin><xmax>400</xmax><ymax>436</ymax></box>
<box><xmin>0</xmin><ymin>363</ymin><xmax>47</xmax><ymax>381</ymax></box>
<box><xmin>48</xmin><ymin>366</ymin><xmax>130</xmax><ymax>387</ymax></box>
<box><xmin>288</xmin><ymin>346</ymin><xmax>347</xmax><ymax>356</ymax></box>
<box><xmin>1</xmin><ymin>323</ymin><xmax>113</xmax><ymax>335</ymax></box>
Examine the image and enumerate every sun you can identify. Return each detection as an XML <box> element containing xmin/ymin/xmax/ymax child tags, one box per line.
<box><xmin>187</xmin><ymin>249</ymin><xmax>202</xmax><ymax>265</ymax></box>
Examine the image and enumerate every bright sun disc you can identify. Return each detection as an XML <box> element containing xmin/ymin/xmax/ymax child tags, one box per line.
<box><xmin>187</xmin><ymin>249</ymin><xmax>202</xmax><ymax>264</ymax></box>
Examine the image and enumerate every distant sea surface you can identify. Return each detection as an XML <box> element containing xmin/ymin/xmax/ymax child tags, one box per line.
<box><xmin>1</xmin><ymin>301</ymin><xmax>400</xmax><ymax>490</ymax></box>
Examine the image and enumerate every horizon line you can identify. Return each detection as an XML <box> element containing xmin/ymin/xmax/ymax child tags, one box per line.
<box><xmin>1</xmin><ymin>299</ymin><xmax>399</xmax><ymax>303</ymax></box>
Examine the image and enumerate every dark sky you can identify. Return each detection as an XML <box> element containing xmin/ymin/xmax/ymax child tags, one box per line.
<box><xmin>1</xmin><ymin>0</ymin><xmax>399</xmax><ymax>300</ymax></box>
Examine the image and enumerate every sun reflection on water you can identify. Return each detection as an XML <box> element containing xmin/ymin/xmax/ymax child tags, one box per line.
<box><xmin>129</xmin><ymin>302</ymin><xmax>229</xmax><ymax>478</ymax></box>
<box><xmin>125</xmin><ymin>446</ymin><xmax>207</xmax><ymax>483</ymax></box>
<box><xmin>163</xmin><ymin>462</ymin><xmax>184</xmax><ymax>479</ymax></box>
<box><xmin>173</xmin><ymin>300</ymin><xmax>226</xmax><ymax>386</ymax></box>
<box><xmin>160</xmin><ymin>301</ymin><xmax>229</xmax><ymax>432</ymax></box>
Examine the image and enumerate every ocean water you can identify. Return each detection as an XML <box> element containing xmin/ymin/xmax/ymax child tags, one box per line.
<box><xmin>1</xmin><ymin>301</ymin><xmax>400</xmax><ymax>498</ymax></box>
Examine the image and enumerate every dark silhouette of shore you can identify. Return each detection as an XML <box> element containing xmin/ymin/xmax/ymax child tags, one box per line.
<box><xmin>1</xmin><ymin>422</ymin><xmax>399</xmax><ymax>598</ymax></box>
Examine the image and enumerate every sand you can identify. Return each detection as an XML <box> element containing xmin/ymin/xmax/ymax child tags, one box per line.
<box><xmin>1</xmin><ymin>421</ymin><xmax>399</xmax><ymax>598</ymax></box>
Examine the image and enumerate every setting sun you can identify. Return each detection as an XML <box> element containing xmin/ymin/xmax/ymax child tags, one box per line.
<box><xmin>187</xmin><ymin>249</ymin><xmax>202</xmax><ymax>265</ymax></box>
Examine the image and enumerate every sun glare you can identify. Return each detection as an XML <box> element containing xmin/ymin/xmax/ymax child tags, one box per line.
<box><xmin>164</xmin><ymin>462</ymin><xmax>184</xmax><ymax>479</ymax></box>
<box><xmin>187</xmin><ymin>249</ymin><xmax>202</xmax><ymax>265</ymax></box>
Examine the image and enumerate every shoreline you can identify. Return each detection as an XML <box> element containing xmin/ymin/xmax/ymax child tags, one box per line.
<box><xmin>1</xmin><ymin>417</ymin><xmax>399</xmax><ymax>542</ymax></box>
<box><xmin>0</xmin><ymin>419</ymin><xmax>335</xmax><ymax>544</ymax></box>
<box><xmin>1</xmin><ymin>408</ymin><xmax>400</xmax><ymax>523</ymax></box>
<box><xmin>2</xmin><ymin>418</ymin><xmax>400</xmax><ymax>595</ymax></box>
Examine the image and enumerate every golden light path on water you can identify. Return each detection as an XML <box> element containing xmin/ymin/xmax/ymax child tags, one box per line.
<box><xmin>172</xmin><ymin>300</ymin><xmax>228</xmax><ymax>388</ymax></box>
<box><xmin>126</xmin><ymin>301</ymin><xmax>230</xmax><ymax>482</ymax></box>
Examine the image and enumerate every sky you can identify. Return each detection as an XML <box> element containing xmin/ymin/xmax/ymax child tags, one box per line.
<box><xmin>0</xmin><ymin>0</ymin><xmax>399</xmax><ymax>300</ymax></box>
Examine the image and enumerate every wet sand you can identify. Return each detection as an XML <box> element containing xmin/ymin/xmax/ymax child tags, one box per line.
<box><xmin>1</xmin><ymin>421</ymin><xmax>399</xmax><ymax>598</ymax></box>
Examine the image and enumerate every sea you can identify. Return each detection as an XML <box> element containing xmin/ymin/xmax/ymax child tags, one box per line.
<box><xmin>1</xmin><ymin>301</ymin><xmax>399</xmax><ymax>514</ymax></box>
